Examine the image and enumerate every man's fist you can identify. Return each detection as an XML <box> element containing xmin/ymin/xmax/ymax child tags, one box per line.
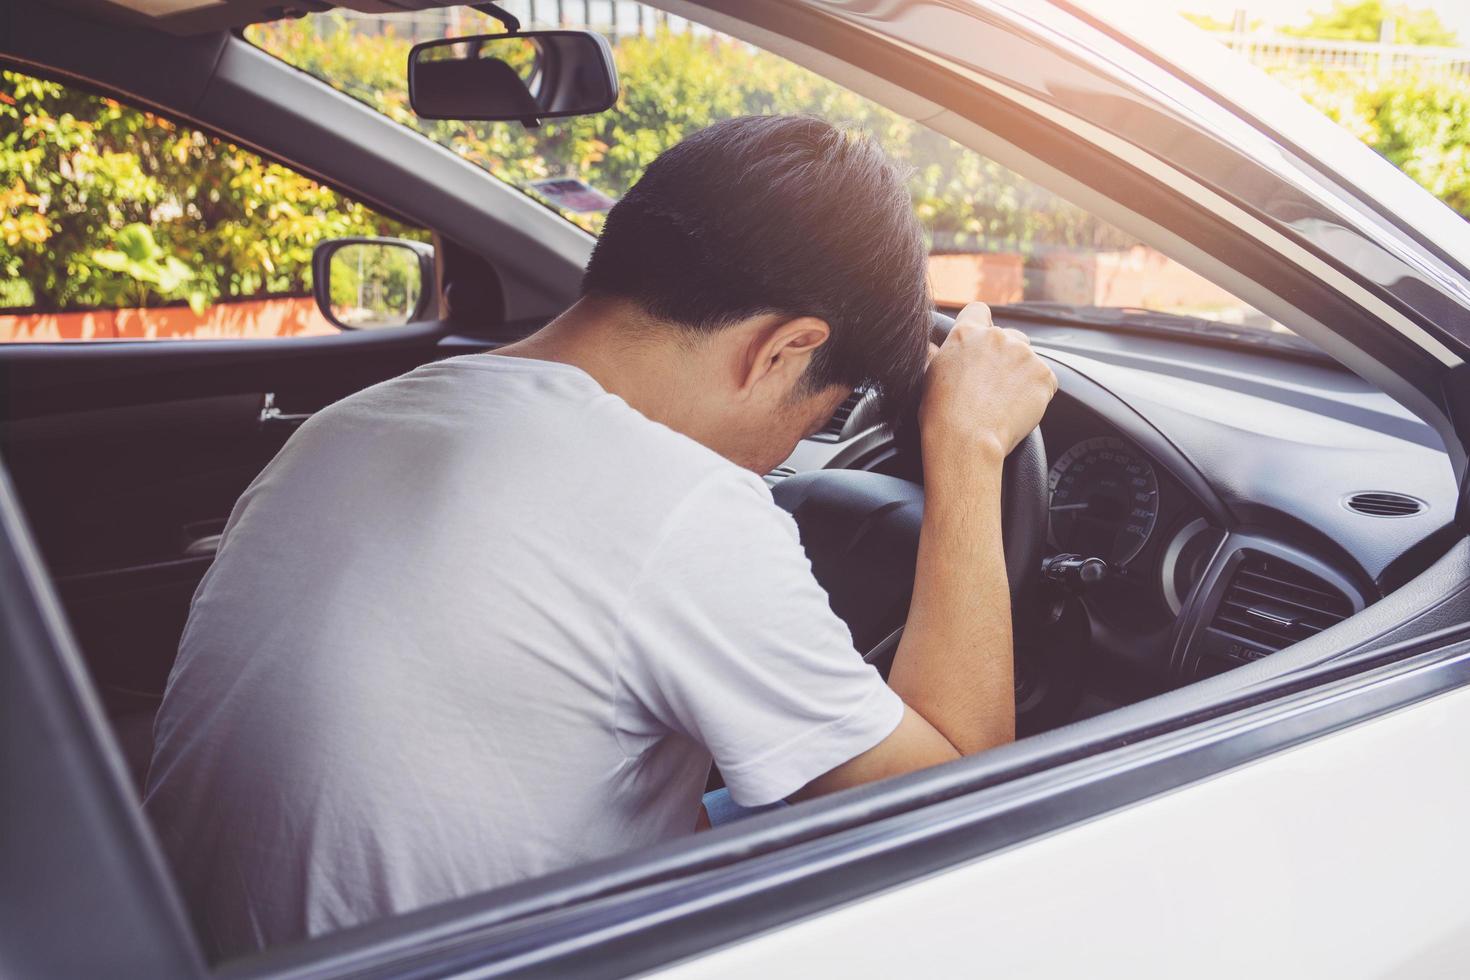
<box><xmin>919</xmin><ymin>302</ymin><xmax>1058</xmax><ymax>467</ymax></box>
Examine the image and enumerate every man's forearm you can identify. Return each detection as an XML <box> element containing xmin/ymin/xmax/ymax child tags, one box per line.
<box><xmin>886</xmin><ymin>450</ymin><xmax>1015</xmax><ymax>755</ymax></box>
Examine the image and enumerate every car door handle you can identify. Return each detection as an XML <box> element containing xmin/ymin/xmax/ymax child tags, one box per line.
<box><xmin>259</xmin><ymin>392</ymin><xmax>312</xmax><ymax>432</ymax></box>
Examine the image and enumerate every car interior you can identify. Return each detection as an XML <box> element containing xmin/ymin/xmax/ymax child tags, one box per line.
<box><xmin>5</xmin><ymin>0</ymin><xmax>1470</xmax><ymax>969</ymax></box>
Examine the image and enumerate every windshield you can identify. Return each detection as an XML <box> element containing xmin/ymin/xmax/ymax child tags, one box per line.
<box><xmin>245</xmin><ymin>2</ymin><xmax>1282</xmax><ymax>333</ymax></box>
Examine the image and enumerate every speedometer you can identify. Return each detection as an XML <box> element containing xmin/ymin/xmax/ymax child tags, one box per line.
<box><xmin>1047</xmin><ymin>436</ymin><xmax>1159</xmax><ymax>567</ymax></box>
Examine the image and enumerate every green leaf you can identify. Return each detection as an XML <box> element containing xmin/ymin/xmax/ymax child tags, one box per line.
<box><xmin>156</xmin><ymin>255</ymin><xmax>195</xmax><ymax>293</ymax></box>
<box><xmin>113</xmin><ymin>222</ymin><xmax>160</xmax><ymax>262</ymax></box>
<box><xmin>91</xmin><ymin>248</ymin><xmax>130</xmax><ymax>273</ymax></box>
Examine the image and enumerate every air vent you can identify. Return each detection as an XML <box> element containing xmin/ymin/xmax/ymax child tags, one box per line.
<box><xmin>810</xmin><ymin>389</ymin><xmax>865</xmax><ymax>442</ymax></box>
<box><xmin>1209</xmin><ymin>552</ymin><xmax>1354</xmax><ymax>654</ymax></box>
<box><xmin>1345</xmin><ymin>491</ymin><xmax>1425</xmax><ymax>518</ymax></box>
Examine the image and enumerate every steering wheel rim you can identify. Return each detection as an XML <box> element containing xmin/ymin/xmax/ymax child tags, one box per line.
<box><xmin>771</xmin><ymin>312</ymin><xmax>1048</xmax><ymax>665</ymax></box>
<box><xmin>776</xmin><ymin>312</ymin><xmax>1052</xmax><ymax>667</ymax></box>
<box><xmin>893</xmin><ymin>311</ymin><xmax>1048</xmax><ymax>608</ymax></box>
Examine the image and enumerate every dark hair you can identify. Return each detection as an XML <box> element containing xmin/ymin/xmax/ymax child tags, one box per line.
<box><xmin>581</xmin><ymin>115</ymin><xmax>931</xmax><ymax>422</ymax></box>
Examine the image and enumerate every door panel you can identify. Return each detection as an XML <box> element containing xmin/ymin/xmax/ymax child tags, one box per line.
<box><xmin>0</xmin><ymin>58</ymin><xmax>467</xmax><ymax>707</ymax></box>
<box><xmin>0</xmin><ymin>329</ymin><xmax>463</xmax><ymax>698</ymax></box>
<box><xmin>4</xmin><ymin>394</ymin><xmax>279</xmax><ymax>700</ymax></box>
<box><xmin>5</xmin><ymin>394</ymin><xmax>272</xmax><ymax>575</ymax></box>
<box><xmin>0</xmin><ymin>326</ymin><xmax>480</xmax><ymax>792</ymax></box>
<box><xmin>651</xmin><ymin>683</ymin><xmax>1470</xmax><ymax>980</ymax></box>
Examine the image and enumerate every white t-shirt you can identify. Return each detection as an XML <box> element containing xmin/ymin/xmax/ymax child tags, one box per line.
<box><xmin>144</xmin><ymin>353</ymin><xmax>903</xmax><ymax>959</ymax></box>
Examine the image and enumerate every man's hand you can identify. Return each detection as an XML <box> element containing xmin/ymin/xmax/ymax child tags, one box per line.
<box><xmin>920</xmin><ymin>302</ymin><xmax>1058</xmax><ymax>471</ymax></box>
<box><xmin>794</xmin><ymin>303</ymin><xmax>1057</xmax><ymax>800</ymax></box>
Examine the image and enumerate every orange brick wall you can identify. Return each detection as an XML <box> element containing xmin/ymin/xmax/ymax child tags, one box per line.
<box><xmin>928</xmin><ymin>253</ymin><xmax>1026</xmax><ymax>306</ymax></box>
<box><xmin>928</xmin><ymin>247</ymin><xmax>1241</xmax><ymax>312</ymax></box>
<box><xmin>0</xmin><ymin>296</ymin><xmax>338</xmax><ymax>342</ymax></box>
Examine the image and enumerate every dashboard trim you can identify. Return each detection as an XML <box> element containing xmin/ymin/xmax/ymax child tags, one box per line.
<box><xmin>1160</xmin><ymin>517</ymin><xmax>1220</xmax><ymax>617</ymax></box>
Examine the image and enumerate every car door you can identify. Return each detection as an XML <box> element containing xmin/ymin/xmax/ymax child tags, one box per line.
<box><xmin>0</xmin><ymin>53</ymin><xmax>582</xmax><ymax>791</ymax></box>
<box><xmin>0</xmin><ymin>63</ymin><xmax>426</xmax><ymax>742</ymax></box>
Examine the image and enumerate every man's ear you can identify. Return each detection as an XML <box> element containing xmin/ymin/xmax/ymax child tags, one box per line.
<box><xmin>738</xmin><ymin>315</ymin><xmax>831</xmax><ymax>397</ymax></box>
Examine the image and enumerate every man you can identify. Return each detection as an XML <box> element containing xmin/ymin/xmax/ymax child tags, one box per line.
<box><xmin>144</xmin><ymin>115</ymin><xmax>1056</xmax><ymax>959</ymax></box>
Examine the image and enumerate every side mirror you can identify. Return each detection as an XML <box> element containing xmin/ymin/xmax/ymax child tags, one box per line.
<box><xmin>408</xmin><ymin>30</ymin><xmax>618</xmax><ymax>125</ymax></box>
<box><xmin>311</xmin><ymin>237</ymin><xmax>435</xmax><ymax>331</ymax></box>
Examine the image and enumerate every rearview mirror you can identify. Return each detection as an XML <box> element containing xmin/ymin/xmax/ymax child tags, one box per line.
<box><xmin>311</xmin><ymin>237</ymin><xmax>435</xmax><ymax>331</ymax></box>
<box><xmin>408</xmin><ymin>31</ymin><xmax>619</xmax><ymax>125</ymax></box>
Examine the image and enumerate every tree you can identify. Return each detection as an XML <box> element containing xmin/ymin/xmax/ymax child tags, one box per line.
<box><xmin>0</xmin><ymin>67</ymin><xmax>424</xmax><ymax>312</ymax></box>
<box><xmin>247</xmin><ymin>16</ymin><xmax>1133</xmax><ymax>253</ymax></box>
<box><xmin>1282</xmin><ymin>1</ymin><xmax>1459</xmax><ymax>46</ymax></box>
<box><xmin>1359</xmin><ymin>79</ymin><xmax>1470</xmax><ymax>214</ymax></box>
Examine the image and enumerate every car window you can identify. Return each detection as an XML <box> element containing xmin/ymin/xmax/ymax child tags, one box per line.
<box><xmin>244</xmin><ymin>2</ymin><xmax>1283</xmax><ymax>334</ymax></box>
<box><xmin>0</xmin><ymin>69</ymin><xmax>428</xmax><ymax>343</ymax></box>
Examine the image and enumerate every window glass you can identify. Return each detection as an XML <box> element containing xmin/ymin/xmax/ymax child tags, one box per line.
<box><xmin>0</xmin><ymin>69</ymin><xmax>427</xmax><ymax>342</ymax></box>
<box><xmin>246</xmin><ymin>2</ymin><xmax>1282</xmax><ymax>333</ymax></box>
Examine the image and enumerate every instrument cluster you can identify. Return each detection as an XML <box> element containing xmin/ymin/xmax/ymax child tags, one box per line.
<box><xmin>1047</xmin><ymin>435</ymin><xmax>1159</xmax><ymax>569</ymax></box>
<box><xmin>1041</xmin><ymin>399</ymin><xmax>1212</xmax><ymax>636</ymax></box>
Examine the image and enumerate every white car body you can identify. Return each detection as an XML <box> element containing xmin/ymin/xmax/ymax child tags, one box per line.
<box><xmin>661</xmin><ymin>683</ymin><xmax>1470</xmax><ymax>979</ymax></box>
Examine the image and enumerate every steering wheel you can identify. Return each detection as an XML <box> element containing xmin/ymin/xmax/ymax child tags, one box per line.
<box><xmin>771</xmin><ymin>311</ymin><xmax>1048</xmax><ymax>674</ymax></box>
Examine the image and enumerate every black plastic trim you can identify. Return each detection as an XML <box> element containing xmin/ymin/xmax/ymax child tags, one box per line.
<box><xmin>1446</xmin><ymin>362</ymin><xmax>1470</xmax><ymax>533</ymax></box>
<box><xmin>0</xmin><ymin>320</ymin><xmax>451</xmax><ymax>419</ymax></box>
<box><xmin>54</xmin><ymin>554</ymin><xmax>216</xmax><ymax>599</ymax></box>
<box><xmin>309</xmin><ymin>237</ymin><xmax>436</xmax><ymax>331</ymax></box>
<box><xmin>0</xmin><ymin>465</ymin><xmax>206</xmax><ymax>978</ymax></box>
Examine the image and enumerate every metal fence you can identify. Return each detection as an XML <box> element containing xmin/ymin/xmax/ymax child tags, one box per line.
<box><xmin>1218</xmin><ymin>33</ymin><xmax>1470</xmax><ymax>79</ymax></box>
<box><xmin>335</xmin><ymin>1</ymin><xmax>707</xmax><ymax>43</ymax></box>
<box><xmin>331</xmin><ymin>6</ymin><xmax>1470</xmax><ymax>80</ymax></box>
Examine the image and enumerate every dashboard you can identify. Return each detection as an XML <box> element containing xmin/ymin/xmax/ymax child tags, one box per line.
<box><xmin>778</xmin><ymin>321</ymin><xmax>1461</xmax><ymax>714</ymax></box>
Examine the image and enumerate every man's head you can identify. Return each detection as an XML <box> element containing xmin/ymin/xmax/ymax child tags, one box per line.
<box><xmin>580</xmin><ymin>115</ymin><xmax>931</xmax><ymax>472</ymax></box>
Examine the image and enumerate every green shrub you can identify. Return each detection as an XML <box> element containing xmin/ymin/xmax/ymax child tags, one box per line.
<box><xmin>1285</xmin><ymin>69</ymin><xmax>1470</xmax><ymax>217</ymax></box>
<box><xmin>0</xmin><ymin>68</ymin><xmax>424</xmax><ymax>312</ymax></box>
<box><xmin>1361</xmin><ymin>78</ymin><xmax>1470</xmax><ymax>214</ymax></box>
<box><xmin>245</xmin><ymin>17</ymin><xmax>1133</xmax><ymax>252</ymax></box>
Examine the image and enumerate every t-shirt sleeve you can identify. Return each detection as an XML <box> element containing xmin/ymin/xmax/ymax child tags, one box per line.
<box><xmin>617</xmin><ymin>471</ymin><xmax>906</xmax><ymax>807</ymax></box>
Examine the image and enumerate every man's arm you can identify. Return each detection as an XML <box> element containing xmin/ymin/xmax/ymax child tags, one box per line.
<box><xmin>793</xmin><ymin>302</ymin><xmax>1055</xmax><ymax>800</ymax></box>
